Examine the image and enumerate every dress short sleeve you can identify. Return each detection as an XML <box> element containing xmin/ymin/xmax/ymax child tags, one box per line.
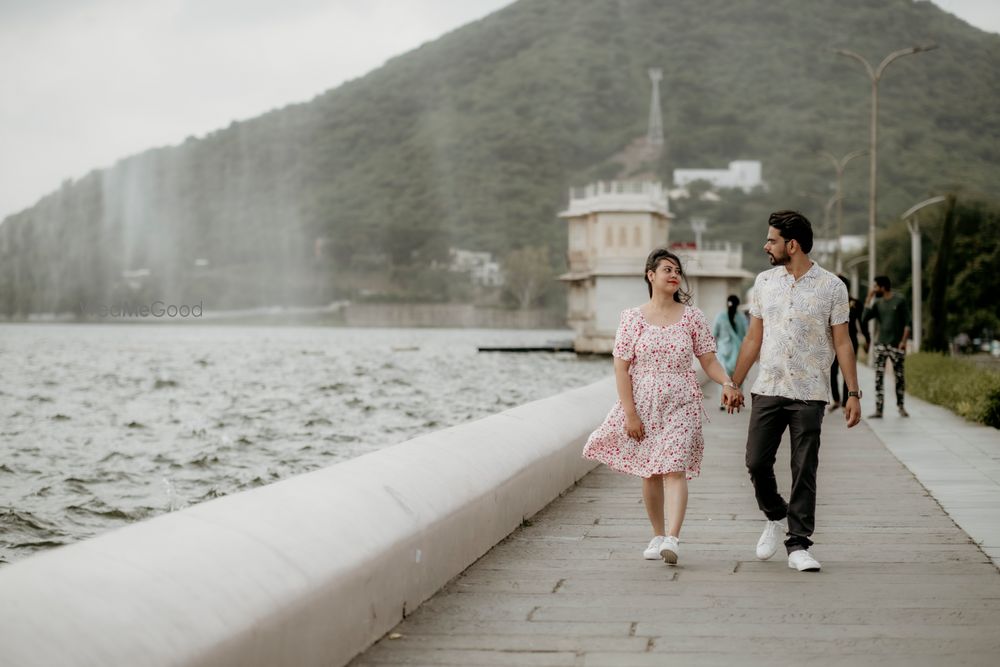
<box><xmin>830</xmin><ymin>279</ymin><xmax>849</xmax><ymax>326</ymax></box>
<box><xmin>690</xmin><ymin>307</ymin><xmax>717</xmax><ymax>357</ymax></box>
<box><xmin>612</xmin><ymin>308</ymin><xmax>641</xmax><ymax>361</ymax></box>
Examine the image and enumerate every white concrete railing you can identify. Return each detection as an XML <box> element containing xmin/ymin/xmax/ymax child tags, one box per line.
<box><xmin>0</xmin><ymin>377</ymin><xmax>619</xmax><ymax>667</ymax></box>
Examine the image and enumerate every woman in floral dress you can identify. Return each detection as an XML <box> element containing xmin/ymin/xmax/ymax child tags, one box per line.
<box><xmin>583</xmin><ymin>248</ymin><xmax>739</xmax><ymax>565</ymax></box>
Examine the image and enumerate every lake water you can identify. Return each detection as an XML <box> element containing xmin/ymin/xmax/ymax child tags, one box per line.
<box><xmin>0</xmin><ymin>324</ymin><xmax>610</xmax><ymax>565</ymax></box>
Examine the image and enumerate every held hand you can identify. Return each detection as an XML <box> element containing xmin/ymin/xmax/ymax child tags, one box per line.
<box><xmin>844</xmin><ymin>397</ymin><xmax>861</xmax><ymax>428</ymax></box>
<box><xmin>624</xmin><ymin>412</ymin><xmax>645</xmax><ymax>441</ymax></box>
<box><xmin>723</xmin><ymin>386</ymin><xmax>744</xmax><ymax>414</ymax></box>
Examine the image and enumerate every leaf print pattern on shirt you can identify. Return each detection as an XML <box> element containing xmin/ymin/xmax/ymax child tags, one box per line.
<box><xmin>749</xmin><ymin>262</ymin><xmax>849</xmax><ymax>402</ymax></box>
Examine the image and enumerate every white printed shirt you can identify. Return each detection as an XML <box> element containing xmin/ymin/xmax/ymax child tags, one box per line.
<box><xmin>748</xmin><ymin>262</ymin><xmax>849</xmax><ymax>402</ymax></box>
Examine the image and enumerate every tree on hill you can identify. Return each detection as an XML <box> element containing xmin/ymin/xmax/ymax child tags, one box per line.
<box><xmin>503</xmin><ymin>245</ymin><xmax>555</xmax><ymax>310</ymax></box>
<box><xmin>2</xmin><ymin>0</ymin><xmax>1000</xmax><ymax>314</ymax></box>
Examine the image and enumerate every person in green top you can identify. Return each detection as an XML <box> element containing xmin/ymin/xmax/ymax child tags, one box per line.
<box><xmin>862</xmin><ymin>275</ymin><xmax>911</xmax><ymax>418</ymax></box>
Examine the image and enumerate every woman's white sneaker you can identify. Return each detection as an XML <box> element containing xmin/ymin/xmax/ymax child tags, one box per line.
<box><xmin>755</xmin><ymin>518</ymin><xmax>787</xmax><ymax>560</ymax></box>
<box><xmin>643</xmin><ymin>535</ymin><xmax>666</xmax><ymax>560</ymax></box>
<box><xmin>787</xmin><ymin>549</ymin><xmax>821</xmax><ymax>572</ymax></box>
<box><xmin>659</xmin><ymin>536</ymin><xmax>680</xmax><ymax>565</ymax></box>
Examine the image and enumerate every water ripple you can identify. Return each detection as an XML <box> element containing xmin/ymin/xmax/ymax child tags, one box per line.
<box><xmin>0</xmin><ymin>324</ymin><xmax>609</xmax><ymax>565</ymax></box>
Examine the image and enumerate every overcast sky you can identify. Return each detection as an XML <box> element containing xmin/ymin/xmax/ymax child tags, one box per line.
<box><xmin>1</xmin><ymin>0</ymin><xmax>997</xmax><ymax>221</ymax></box>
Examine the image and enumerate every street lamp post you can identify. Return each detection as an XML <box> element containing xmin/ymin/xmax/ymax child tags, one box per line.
<box><xmin>835</xmin><ymin>44</ymin><xmax>937</xmax><ymax>291</ymax></box>
<box><xmin>901</xmin><ymin>196</ymin><xmax>946</xmax><ymax>353</ymax></box>
<box><xmin>819</xmin><ymin>149</ymin><xmax>866</xmax><ymax>273</ymax></box>
<box><xmin>691</xmin><ymin>218</ymin><xmax>707</xmax><ymax>249</ymax></box>
<box><xmin>822</xmin><ymin>192</ymin><xmax>840</xmax><ymax>242</ymax></box>
<box><xmin>844</xmin><ymin>255</ymin><xmax>869</xmax><ymax>300</ymax></box>
<box><xmin>797</xmin><ymin>191</ymin><xmax>840</xmax><ymax>267</ymax></box>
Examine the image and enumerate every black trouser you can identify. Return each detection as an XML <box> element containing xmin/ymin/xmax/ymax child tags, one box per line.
<box><xmin>745</xmin><ymin>394</ymin><xmax>826</xmax><ymax>553</ymax></box>
<box><xmin>873</xmin><ymin>344</ymin><xmax>906</xmax><ymax>413</ymax></box>
<box><xmin>830</xmin><ymin>358</ymin><xmax>841</xmax><ymax>404</ymax></box>
<box><xmin>829</xmin><ymin>338</ymin><xmax>858</xmax><ymax>406</ymax></box>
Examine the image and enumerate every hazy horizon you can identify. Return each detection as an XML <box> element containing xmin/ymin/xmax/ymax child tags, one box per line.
<box><xmin>1</xmin><ymin>0</ymin><xmax>997</xmax><ymax>222</ymax></box>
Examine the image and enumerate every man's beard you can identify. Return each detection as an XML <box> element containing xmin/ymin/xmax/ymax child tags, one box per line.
<box><xmin>767</xmin><ymin>252</ymin><xmax>789</xmax><ymax>266</ymax></box>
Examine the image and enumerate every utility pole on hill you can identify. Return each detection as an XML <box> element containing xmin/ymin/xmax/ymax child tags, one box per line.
<box><xmin>646</xmin><ymin>68</ymin><xmax>664</xmax><ymax>160</ymax></box>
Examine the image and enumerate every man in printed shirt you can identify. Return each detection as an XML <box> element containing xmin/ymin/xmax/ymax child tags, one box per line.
<box><xmin>727</xmin><ymin>211</ymin><xmax>862</xmax><ymax>572</ymax></box>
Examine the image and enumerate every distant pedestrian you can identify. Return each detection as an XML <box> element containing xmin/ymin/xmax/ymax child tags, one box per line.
<box><xmin>728</xmin><ymin>211</ymin><xmax>862</xmax><ymax>573</ymax></box>
<box><xmin>954</xmin><ymin>332</ymin><xmax>972</xmax><ymax>355</ymax></box>
<box><xmin>583</xmin><ymin>248</ymin><xmax>739</xmax><ymax>566</ymax></box>
<box><xmin>713</xmin><ymin>295</ymin><xmax>748</xmax><ymax>410</ymax></box>
<box><xmin>862</xmin><ymin>276</ymin><xmax>911</xmax><ymax>418</ymax></box>
<box><xmin>828</xmin><ymin>275</ymin><xmax>866</xmax><ymax>412</ymax></box>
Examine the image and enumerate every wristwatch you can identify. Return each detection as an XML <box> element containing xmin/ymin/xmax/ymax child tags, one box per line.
<box><xmin>847</xmin><ymin>389</ymin><xmax>863</xmax><ymax>399</ymax></box>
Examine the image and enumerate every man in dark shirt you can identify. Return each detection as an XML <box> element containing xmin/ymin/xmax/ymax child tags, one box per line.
<box><xmin>829</xmin><ymin>275</ymin><xmax>868</xmax><ymax>412</ymax></box>
<box><xmin>862</xmin><ymin>275</ymin><xmax>911</xmax><ymax>418</ymax></box>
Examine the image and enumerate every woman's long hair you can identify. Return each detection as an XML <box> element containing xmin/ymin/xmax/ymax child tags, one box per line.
<box><xmin>644</xmin><ymin>248</ymin><xmax>692</xmax><ymax>304</ymax></box>
<box><xmin>727</xmin><ymin>294</ymin><xmax>740</xmax><ymax>329</ymax></box>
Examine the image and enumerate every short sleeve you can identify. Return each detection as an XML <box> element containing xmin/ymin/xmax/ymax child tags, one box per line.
<box><xmin>612</xmin><ymin>308</ymin><xmax>641</xmax><ymax>361</ymax></box>
<box><xmin>690</xmin><ymin>307</ymin><xmax>717</xmax><ymax>357</ymax></box>
<box><xmin>748</xmin><ymin>275</ymin><xmax>763</xmax><ymax>319</ymax></box>
<box><xmin>830</xmin><ymin>279</ymin><xmax>849</xmax><ymax>326</ymax></box>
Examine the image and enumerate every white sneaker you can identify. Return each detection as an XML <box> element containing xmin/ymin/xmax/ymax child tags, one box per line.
<box><xmin>643</xmin><ymin>535</ymin><xmax>666</xmax><ymax>560</ymax></box>
<box><xmin>787</xmin><ymin>549</ymin><xmax>821</xmax><ymax>572</ymax></box>
<box><xmin>755</xmin><ymin>518</ymin><xmax>787</xmax><ymax>560</ymax></box>
<box><xmin>659</xmin><ymin>536</ymin><xmax>680</xmax><ymax>565</ymax></box>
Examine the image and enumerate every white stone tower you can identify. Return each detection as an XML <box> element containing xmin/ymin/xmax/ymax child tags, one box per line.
<box><xmin>646</xmin><ymin>68</ymin><xmax>664</xmax><ymax>155</ymax></box>
<box><xmin>558</xmin><ymin>181</ymin><xmax>672</xmax><ymax>353</ymax></box>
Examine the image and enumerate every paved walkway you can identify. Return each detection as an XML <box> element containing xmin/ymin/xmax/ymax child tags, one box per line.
<box><xmin>353</xmin><ymin>385</ymin><xmax>1000</xmax><ymax>666</ymax></box>
<box><xmin>856</xmin><ymin>364</ymin><xmax>1000</xmax><ymax>565</ymax></box>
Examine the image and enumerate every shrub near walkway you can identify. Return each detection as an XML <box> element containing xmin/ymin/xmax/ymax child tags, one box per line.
<box><xmin>906</xmin><ymin>352</ymin><xmax>1000</xmax><ymax>428</ymax></box>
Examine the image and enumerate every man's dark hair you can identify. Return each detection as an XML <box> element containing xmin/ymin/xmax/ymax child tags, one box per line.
<box><xmin>768</xmin><ymin>210</ymin><xmax>813</xmax><ymax>253</ymax></box>
<box><xmin>874</xmin><ymin>275</ymin><xmax>892</xmax><ymax>290</ymax></box>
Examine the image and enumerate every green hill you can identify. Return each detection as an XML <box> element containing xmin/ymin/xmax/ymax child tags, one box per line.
<box><xmin>2</xmin><ymin>0</ymin><xmax>998</xmax><ymax>315</ymax></box>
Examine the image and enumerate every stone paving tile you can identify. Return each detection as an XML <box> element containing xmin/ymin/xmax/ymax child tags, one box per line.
<box><xmin>856</xmin><ymin>365</ymin><xmax>1000</xmax><ymax>567</ymax></box>
<box><xmin>350</xmin><ymin>391</ymin><xmax>1000</xmax><ymax>666</ymax></box>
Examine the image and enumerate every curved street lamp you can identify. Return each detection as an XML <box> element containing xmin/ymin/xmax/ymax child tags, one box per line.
<box><xmin>901</xmin><ymin>195</ymin><xmax>947</xmax><ymax>352</ymax></box>
<box><xmin>843</xmin><ymin>254</ymin><xmax>869</xmax><ymax>300</ymax></box>
<box><xmin>796</xmin><ymin>190</ymin><xmax>842</xmax><ymax>268</ymax></box>
<box><xmin>835</xmin><ymin>44</ymin><xmax>938</xmax><ymax>291</ymax></box>
<box><xmin>819</xmin><ymin>149</ymin><xmax>866</xmax><ymax>272</ymax></box>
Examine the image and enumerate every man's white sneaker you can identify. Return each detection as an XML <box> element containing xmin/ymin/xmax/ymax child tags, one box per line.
<box><xmin>659</xmin><ymin>536</ymin><xmax>680</xmax><ymax>565</ymax></box>
<box><xmin>787</xmin><ymin>549</ymin><xmax>821</xmax><ymax>572</ymax></box>
<box><xmin>643</xmin><ymin>535</ymin><xmax>666</xmax><ymax>560</ymax></box>
<box><xmin>755</xmin><ymin>518</ymin><xmax>787</xmax><ymax>560</ymax></box>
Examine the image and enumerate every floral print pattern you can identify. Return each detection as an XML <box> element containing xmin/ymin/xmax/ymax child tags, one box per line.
<box><xmin>582</xmin><ymin>305</ymin><xmax>716</xmax><ymax>479</ymax></box>
<box><xmin>748</xmin><ymin>263</ymin><xmax>850</xmax><ymax>402</ymax></box>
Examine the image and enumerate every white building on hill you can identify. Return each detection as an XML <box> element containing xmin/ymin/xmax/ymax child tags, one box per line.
<box><xmin>448</xmin><ymin>248</ymin><xmax>503</xmax><ymax>287</ymax></box>
<box><xmin>673</xmin><ymin>160</ymin><xmax>763</xmax><ymax>193</ymax></box>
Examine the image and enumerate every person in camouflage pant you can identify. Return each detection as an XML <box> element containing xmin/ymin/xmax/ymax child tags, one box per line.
<box><xmin>862</xmin><ymin>276</ymin><xmax>911</xmax><ymax>417</ymax></box>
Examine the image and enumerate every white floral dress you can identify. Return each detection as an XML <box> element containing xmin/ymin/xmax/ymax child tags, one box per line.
<box><xmin>582</xmin><ymin>305</ymin><xmax>716</xmax><ymax>479</ymax></box>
